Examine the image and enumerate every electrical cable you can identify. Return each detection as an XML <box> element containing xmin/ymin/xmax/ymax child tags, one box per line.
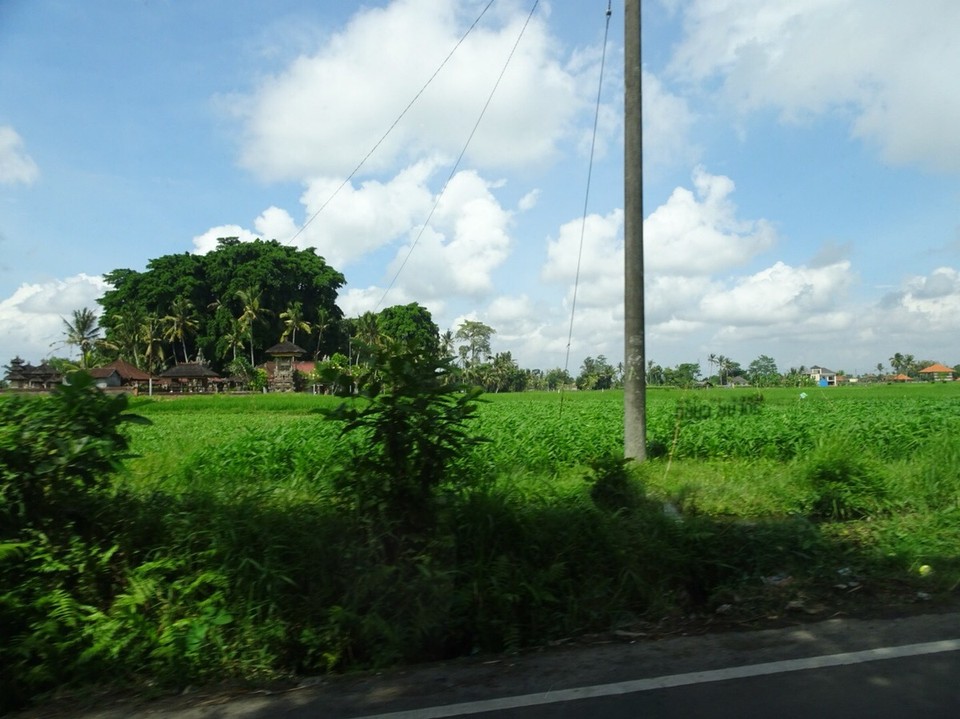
<box><xmin>284</xmin><ymin>0</ymin><xmax>497</xmax><ymax>248</ymax></box>
<box><xmin>375</xmin><ymin>0</ymin><xmax>541</xmax><ymax>310</ymax></box>
<box><xmin>561</xmin><ymin>0</ymin><xmax>612</xmax><ymax>411</ymax></box>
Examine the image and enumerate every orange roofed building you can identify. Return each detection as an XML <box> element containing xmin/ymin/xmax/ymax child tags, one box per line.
<box><xmin>918</xmin><ymin>363</ymin><xmax>955</xmax><ymax>382</ymax></box>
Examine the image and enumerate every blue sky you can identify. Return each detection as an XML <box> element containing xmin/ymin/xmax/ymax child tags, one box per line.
<box><xmin>2</xmin><ymin>0</ymin><xmax>960</xmax><ymax>376</ymax></box>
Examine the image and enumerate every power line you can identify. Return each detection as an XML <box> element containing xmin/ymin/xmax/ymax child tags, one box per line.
<box><xmin>561</xmin><ymin>0</ymin><xmax>613</xmax><ymax>404</ymax></box>
<box><xmin>376</xmin><ymin>0</ymin><xmax>542</xmax><ymax>310</ymax></box>
<box><xmin>284</xmin><ymin>0</ymin><xmax>498</xmax><ymax>248</ymax></box>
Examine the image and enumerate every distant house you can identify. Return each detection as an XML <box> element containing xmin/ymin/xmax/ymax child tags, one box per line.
<box><xmin>158</xmin><ymin>362</ymin><xmax>220</xmax><ymax>392</ymax></box>
<box><xmin>918</xmin><ymin>363</ymin><xmax>955</xmax><ymax>382</ymax></box>
<box><xmin>808</xmin><ymin>366</ymin><xmax>838</xmax><ymax>387</ymax></box>
<box><xmin>87</xmin><ymin>367</ymin><xmax>123</xmax><ymax>388</ymax></box>
<box><xmin>890</xmin><ymin>373</ymin><xmax>913</xmax><ymax>383</ymax></box>
<box><xmin>88</xmin><ymin>359</ymin><xmax>153</xmax><ymax>391</ymax></box>
<box><xmin>726</xmin><ymin>375</ymin><xmax>750</xmax><ymax>387</ymax></box>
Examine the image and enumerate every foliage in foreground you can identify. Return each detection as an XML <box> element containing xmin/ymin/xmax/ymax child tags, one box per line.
<box><xmin>2</xmin><ymin>383</ymin><xmax>959</xmax><ymax>712</ymax></box>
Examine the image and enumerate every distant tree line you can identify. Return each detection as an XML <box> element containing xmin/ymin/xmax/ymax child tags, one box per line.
<box><xmin>10</xmin><ymin>237</ymin><xmax>956</xmax><ymax>394</ymax></box>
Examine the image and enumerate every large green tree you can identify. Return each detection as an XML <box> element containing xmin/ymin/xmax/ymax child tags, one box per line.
<box><xmin>376</xmin><ymin>303</ymin><xmax>440</xmax><ymax>359</ymax></box>
<box><xmin>454</xmin><ymin>320</ymin><xmax>495</xmax><ymax>368</ymax></box>
<box><xmin>747</xmin><ymin>354</ymin><xmax>779</xmax><ymax>387</ymax></box>
<box><xmin>577</xmin><ymin>355</ymin><xmax>615</xmax><ymax>390</ymax></box>
<box><xmin>663</xmin><ymin>362</ymin><xmax>701</xmax><ymax>388</ymax></box>
<box><xmin>99</xmin><ymin>238</ymin><xmax>345</xmax><ymax>370</ymax></box>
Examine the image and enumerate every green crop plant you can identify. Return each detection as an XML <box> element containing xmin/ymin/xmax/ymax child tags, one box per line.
<box><xmin>800</xmin><ymin>438</ymin><xmax>890</xmax><ymax>521</ymax></box>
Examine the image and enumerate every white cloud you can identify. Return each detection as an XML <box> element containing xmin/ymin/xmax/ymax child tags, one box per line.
<box><xmin>699</xmin><ymin>260</ymin><xmax>854</xmax><ymax>325</ymax></box>
<box><xmin>668</xmin><ymin>0</ymin><xmax>960</xmax><ymax>171</ymax></box>
<box><xmin>0</xmin><ymin>126</ymin><xmax>39</xmax><ymax>186</ymax></box>
<box><xmin>382</xmin><ymin>169</ymin><xmax>514</xmax><ymax>300</ymax></box>
<box><xmin>517</xmin><ymin>189</ymin><xmax>540</xmax><ymax>212</ymax></box>
<box><xmin>536</xmin><ymin>168</ymin><xmax>783</xmax><ymax>367</ymax></box>
<box><xmin>645</xmin><ymin>167</ymin><xmax>776</xmax><ymax>275</ymax></box>
<box><xmin>283</xmin><ymin>160</ymin><xmax>438</xmax><ymax>267</ymax></box>
<box><xmin>0</xmin><ymin>274</ymin><xmax>107</xmax><ymax>362</ymax></box>
<box><xmin>210</xmin><ymin>164</ymin><xmax>515</xmax><ymax>310</ymax></box>
<box><xmin>641</xmin><ymin>69</ymin><xmax>697</xmax><ymax>168</ymax></box>
<box><xmin>879</xmin><ymin>267</ymin><xmax>960</xmax><ymax>336</ymax></box>
<box><xmin>542</xmin><ymin>208</ymin><xmax>624</xmax><ymax>305</ymax></box>
<box><xmin>234</xmin><ymin>0</ymin><xmax>599</xmax><ymax>182</ymax></box>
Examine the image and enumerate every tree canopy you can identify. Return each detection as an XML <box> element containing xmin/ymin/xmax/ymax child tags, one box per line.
<box><xmin>98</xmin><ymin>238</ymin><xmax>345</xmax><ymax>370</ymax></box>
<box><xmin>376</xmin><ymin>303</ymin><xmax>440</xmax><ymax>358</ymax></box>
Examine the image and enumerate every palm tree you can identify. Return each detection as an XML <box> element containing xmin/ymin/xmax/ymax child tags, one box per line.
<box><xmin>102</xmin><ymin>310</ymin><xmax>142</xmax><ymax>366</ymax></box>
<box><xmin>236</xmin><ymin>286</ymin><xmax>270</xmax><ymax>366</ymax></box>
<box><xmin>353</xmin><ymin>311</ymin><xmax>380</xmax><ymax>366</ymax></box>
<box><xmin>889</xmin><ymin>353</ymin><xmax>905</xmax><ymax>375</ymax></box>
<box><xmin>280</xmin><ymin>301</ymin><xmax>311</xmax><ymax>344</ymax></box>
<box><xmin>714</xmin><ymin>354</ymin><xmax>731</xmax><ymax>386</ymax></box>
<box><xmin>140</xmin><ymin>314</ymin><xmax>166</xmax><ymax>375</ymax></box>
<box><xmin>440</xmin><ymin>329</ymin><xmax>455</xmax><ymax>359</ymax></box>
<box><xmin>313</xmin><ymin>307</ymin><xmax>331</xmax><ymax>360</ymax></box>
<box><xmin>162</xmin><ymin>297</ymin><xmax>199</xmax><ymax>364</ymax></box>
<box><xmin>218</xmin><ymin>317</ymin><xmax>246</xmax><ymax>362</ymax></box>
<box><xmin>61</xmin><ymin>307</ymin><xmax>100</xmax><ymax>368</ymax></box>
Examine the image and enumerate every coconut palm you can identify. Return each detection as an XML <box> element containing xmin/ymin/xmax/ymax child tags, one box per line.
<box><xmin>162</xmin><ymin>297</ymin><xmax>199</xmax><ymax>364</ymax></box>
<box><xmin>140</xmin><ymin>315</ymin><xmax>166</xmax><ymax>375</ymax></box>
<box><xmin>236</xmin><ymin>286</ymin><xmax>270</xmax><ymax>366</ymax></box>
<box><xmin>218</xmin><ymin>317</ymin><xmax>246</xmax><ymax>362</ymax></box>
<box><xmin>352</xmin><ymin>311</ymin><xmax>380</xmax><ymax>366</ymax></box>
<box><xmin>101</xmin><ymin>310</ymin><xmax>142</xmax><ymax>366</ymax></box>
<box><xmin>280</xmin><ymin>301</ymin><xmax>311</xmax><ymax>344</ymax></box>
<box><xmin>440</xmin><ymin>329</ymin><xmax>455</xmax><ymax>359</ymax></box>
<box><xmin>61</xmin><ymin>307</ymin><xmax>100</xmax><ymax>368</ymax></box>
<box><xmin>313</xmin><ymin>307</ymin><xmax>331</xmax><ymax>360</ymax></box>
<box><xmin>715</xmin><ymin>354</ymin><xmax>732</xmax><ymax>386</ymax></box>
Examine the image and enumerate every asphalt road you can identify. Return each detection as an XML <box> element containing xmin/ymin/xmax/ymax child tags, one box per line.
<box><xmin>15</xmin><ymin>611</ymin><xmax>960</xmax><ymax>719</ymax></box>
<box><xmin>463</xmin><ymin>649</ymin><xmax>960</xmax><ymax>718</ymax></box>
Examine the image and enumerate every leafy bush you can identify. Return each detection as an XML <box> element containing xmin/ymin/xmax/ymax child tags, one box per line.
<box><xmin>0</xmin><ymin>374</ymin><xmax>148</xmax><ymax>712</ymax></box>
<box><xmin>319</xmin><ymin>339</ymin><xmax>486</xmax><ymax>537</ymax></box>
<box><xmin>801</xmin><ymin>439</ymin><xmax>889</xmax><ymax>521</ymax></box>
<box><xmin>584</xmin><ymin>454</ymin><xmax>645</xmax><ymax>512</ymax></box>
<box><xmin>0</xmin><ymin>372</ymin><xmax>147</xmax><ymax>533</ymax></box>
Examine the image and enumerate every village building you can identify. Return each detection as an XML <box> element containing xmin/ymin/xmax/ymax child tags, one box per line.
<box><xmin>263</xmin><ymin>341</ymin><xmax>308</xmax><ymax>392</ymax></box>
<box><xmin>808</xmin><ymin>366</ymin><xmax>838</xmax><ymax>387</ymax></box>
<box><xmin>918</xmin><ymin>362</ymin><xmax>955</xmax><ymax>382</ymax></box>
<box><xmin>158</xmin><ymin>362</ymin><xmax>220</xmax><ymax>392</ymax></box>
<box><xmin>3</xmin><ymin>357</ymin><xmax>62</xmax><ymax>390</ymax></box>
<box><xmin>87</xmin><ymin>359</ymin><xmax>154</xmax><ymax>391</ymax></box>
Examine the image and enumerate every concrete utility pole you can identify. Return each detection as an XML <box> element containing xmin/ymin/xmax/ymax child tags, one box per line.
<box><xmin>624</xmin><ymin>0</ymin><xmax>646</xmax><ymax>461</ymax></box>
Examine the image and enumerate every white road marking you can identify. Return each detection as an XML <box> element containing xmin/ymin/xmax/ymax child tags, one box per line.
<box><xmin>355</xmin><ymin>638</ymin><xmax>960</xmax><ymax>718</ymax></box>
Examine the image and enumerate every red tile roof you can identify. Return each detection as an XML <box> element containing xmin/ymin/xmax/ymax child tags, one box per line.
<box><xmin>919</xmin><ymin>363</ymin><xmax>954</xmax><ymax>374</ymax></box>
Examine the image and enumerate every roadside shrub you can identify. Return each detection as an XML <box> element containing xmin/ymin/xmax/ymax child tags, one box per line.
<box><xmin>0</xmin><ymin>374</ymin><xmax>148</xmax><ymax>712</ymax></box>
<box><xmin>318</xmin><ymin>338</ymin><xmax>486</xmax><ymax>538</ymax></box>
<box><xmin>801</xmin><ymin>439</ymin><xmax>889</xmax><ymax>521</ymax></box>
<box><xmin>0</xmin><ymin>372</ymin><xmax>147</xmax><ymax>534</ymax></box>
<box><xmin>584</xmin><ymin>454</ymin><xmax>645</xmax><ymax>512</ymax></box>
